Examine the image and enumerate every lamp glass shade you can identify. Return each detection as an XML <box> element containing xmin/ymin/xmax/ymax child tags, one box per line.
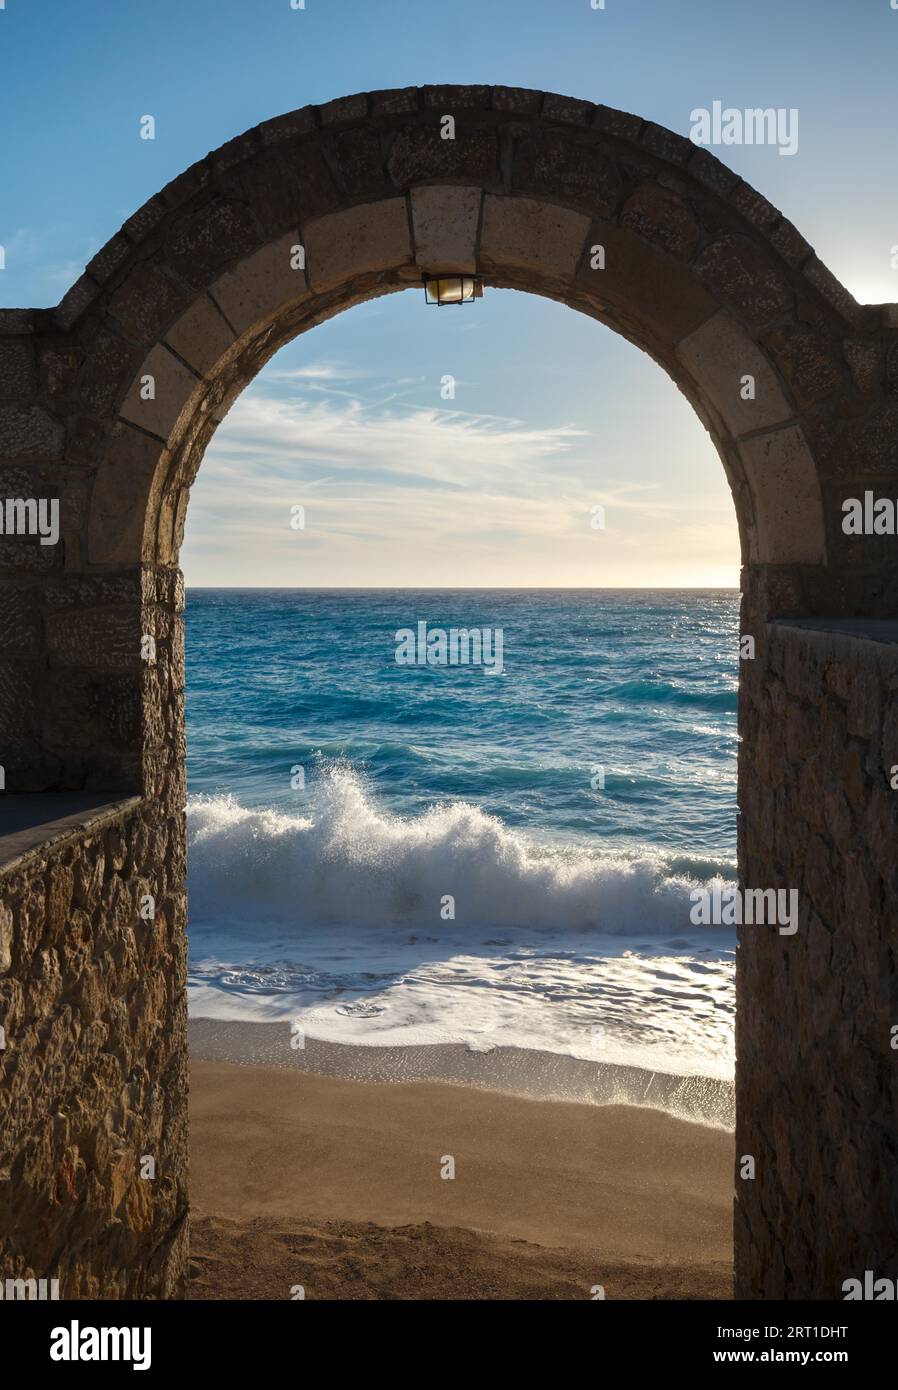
<box><xmin>424</xmin><ymin>275</ymin><xmax>476</xmax><ymax>305</ymax></box>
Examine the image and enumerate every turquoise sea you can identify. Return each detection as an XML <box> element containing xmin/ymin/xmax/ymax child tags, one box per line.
<box><xmin>185</xmin><ymin>589</ymin><xmax>739</xmax><ymax>1118</ymax></box>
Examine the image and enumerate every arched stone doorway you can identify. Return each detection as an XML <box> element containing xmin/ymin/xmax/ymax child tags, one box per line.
<box><xmin>1</xmin><ymin>86</ymin><xmax>896</xmax><ymax>1301</ymax></box>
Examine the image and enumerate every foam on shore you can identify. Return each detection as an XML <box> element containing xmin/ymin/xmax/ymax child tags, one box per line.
<box><xmin>188</xmin><ymin>1019</ymin><xmax>735</xmax><ymax>1131</ymax></box>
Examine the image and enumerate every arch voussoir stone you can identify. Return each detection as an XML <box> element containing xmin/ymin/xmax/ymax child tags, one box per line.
<box><xmin>1</xmin><ymin>86</ymin><xmax>897</xmax><ymax>1303</ymax></box>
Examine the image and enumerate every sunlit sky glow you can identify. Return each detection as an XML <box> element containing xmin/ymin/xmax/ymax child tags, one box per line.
<box><xmin>185</xmin><ymin>291</ymin><xmax>741</xmax><ymax>587</ymax></box>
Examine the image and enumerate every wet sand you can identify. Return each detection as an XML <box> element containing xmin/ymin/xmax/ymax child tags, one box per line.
<box><xmin>189</xmin><ymin>1042</ymin><xmax>734</xmax><ymax>1300</ymax></box>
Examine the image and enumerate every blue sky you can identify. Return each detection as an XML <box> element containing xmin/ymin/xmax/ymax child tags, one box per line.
<box><xmin>3</xmin><ymin>0</ymin><xmax>896</xmax><ymax>585</ymax></box>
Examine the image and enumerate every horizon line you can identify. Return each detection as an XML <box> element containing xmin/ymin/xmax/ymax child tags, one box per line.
<box><xmin>184</xmin><ymin>584</ymin><xmax>741</xmax><ymax>592</ymax></box>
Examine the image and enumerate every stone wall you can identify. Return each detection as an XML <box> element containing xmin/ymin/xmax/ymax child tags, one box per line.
<box><xmin>0</xmin><ymin>797</ymin><xmax>188</xmax><ymax>1298</ymax></box>
<box><xmin>737</xmin><ymin>620</ymin><xmax>898</xmax><ymax>1298</ymax></box>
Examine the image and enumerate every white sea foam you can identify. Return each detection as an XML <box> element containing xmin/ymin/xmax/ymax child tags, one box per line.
<box><xmin>187</xmin><ymin>767</ymin><xmax>737</xmax><ymax>1107</ymax></box>
<box><xmin>188</xmin><ymin>766</ymin><xmax>728</xmax><ymax>933</ymax></box>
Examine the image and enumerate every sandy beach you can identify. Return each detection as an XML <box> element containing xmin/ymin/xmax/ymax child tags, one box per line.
<box><xmin>189</xmin><ymin>1026</ymin><xmax>734</xmax><ymax>1300</ymax></box>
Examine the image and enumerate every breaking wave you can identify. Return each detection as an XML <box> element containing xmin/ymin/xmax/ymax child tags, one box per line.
<box><xmin>187</xmin><ymin>765</ymin><xmax>734</xmax><ymax>934</ymax></box>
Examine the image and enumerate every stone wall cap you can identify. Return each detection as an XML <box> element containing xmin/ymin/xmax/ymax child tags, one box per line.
<box><xmin>0</xmin><ymin>793</ymin><xmax>144</xmax><ymax>875</ymax></box>
<box><xmin>0</xmin><ymin>309</ymin><xmax>37</xmax><ymax>335</ymax></box>
<box><xmin>771</xmin><ymin>617</ymin><xmax>898</xmax><ymax>647</ymax></box>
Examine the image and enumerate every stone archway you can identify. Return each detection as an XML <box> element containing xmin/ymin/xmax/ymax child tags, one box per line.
<box><xmin>1</xmin><ymin>86</ymin><xmax>897</xmax><ymax>1301</ymax></box>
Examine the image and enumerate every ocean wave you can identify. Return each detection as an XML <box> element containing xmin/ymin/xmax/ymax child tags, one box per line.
<box><xmin>601</xmin><ymin>678</ymin><xmax>738</xmax><ymax>711</ymax></box>
<box><xmin>187</xmin><ymin>766</ymin><xmax>732</xmax><ymax>935</ymax></box>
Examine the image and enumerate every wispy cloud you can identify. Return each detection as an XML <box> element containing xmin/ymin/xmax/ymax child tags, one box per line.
<box><xmin>184</xmin><ymin>380</ymin><xmax>739</xmax><ymax>587</ymax></box>
<box><xmin>266</xmin><ymin>361</ymin><xmax>366</xmax><ymax>382</ymax></box>
<box><xmin>210</xmin><ymin>389</ymin><xmax>588</xmax><ymax>488</ymax></box>
<box><xmin>2</xmin><ymin>226</ymin><xmax>100</xmax><ymax>293</ymax></box>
